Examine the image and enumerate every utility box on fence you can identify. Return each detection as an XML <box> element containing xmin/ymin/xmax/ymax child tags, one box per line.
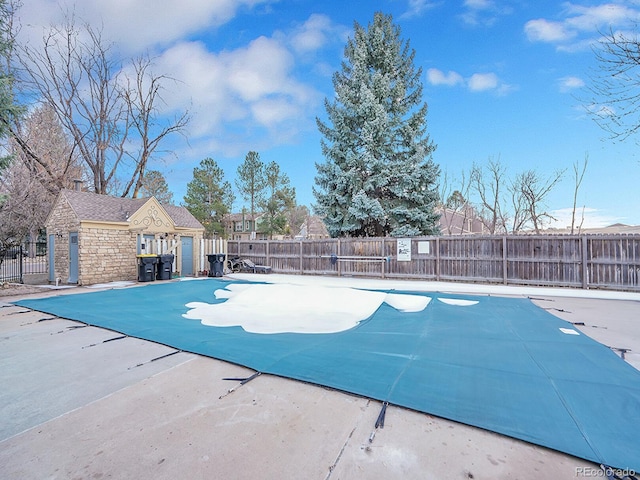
<box><xmin>137</xmin><ymin>255</ymin><xmax>158</xmax><ymax>282</ymax></box>
<box><xmin>207</xmin><ymin>253</ymin><xmax>225</xmax><ymax>277</ymax></box>
<box><xmin>156</xmin><ymin>254</ymin><xmax>174</xmax><ymax>280</ymax></box>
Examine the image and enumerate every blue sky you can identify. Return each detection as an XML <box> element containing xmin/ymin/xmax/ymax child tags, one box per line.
<box><xmin>18</xmin><ymin>0</ymin><xmax>640</xmax><ymax>227</ymax></box>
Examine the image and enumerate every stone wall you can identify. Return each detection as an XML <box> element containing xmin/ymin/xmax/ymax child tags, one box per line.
<box><xmin>78</xmin><ymin>227</ymin><xmax>138</xmax><ymax>285</ymax></box>
<box><xmin>45</xmin><ymin>195</ymin><xmax>79</xmax><ymax>284</ymax></box>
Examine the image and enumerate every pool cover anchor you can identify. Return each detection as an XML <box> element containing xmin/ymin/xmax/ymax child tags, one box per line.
<box><xmin>219</xmin><ymin>371</ymin><xmax>262</xmax><ymax>399</ymax></box>
<box><xmin>368</xmin><ymin>401</ymin><xmax>389</xmax><ymax>445</ymax></box>
<box><xmin>609</xmin><ymin>347</ymin><xmax>631</xmax><ymax>360</ymax></box>
<box><xmin>82</xmin><ymin>335</ymin><xmax>127</xmax><ymax>349</ymax></box>
<box><xmin>128</xmin><ymin>350</ymin><xmax>181</xmax><ymax>370</ymax></box>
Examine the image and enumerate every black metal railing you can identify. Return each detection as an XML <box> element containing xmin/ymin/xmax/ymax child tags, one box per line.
<box><xmin>0</xmin><ymin>241</ymin><xmax>48</xmax><ymax>283</ymax></box>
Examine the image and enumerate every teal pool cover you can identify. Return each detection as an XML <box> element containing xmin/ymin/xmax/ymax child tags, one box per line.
<box><xmin>15</xmin><ymin>279</ymin><xmax>640</xmax><ymax>470</ymax></box>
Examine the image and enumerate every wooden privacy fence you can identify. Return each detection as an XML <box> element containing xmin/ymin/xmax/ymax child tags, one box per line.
<box><xmin>225</xmin><ymin>234</ymin><xmax>640</xmax><ymax>292</ymax></box>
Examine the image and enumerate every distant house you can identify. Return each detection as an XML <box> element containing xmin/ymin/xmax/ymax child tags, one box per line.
<box><xmin>295</xmin><ymin>216</ymin><xmax>330</xmax><ymax>239</ymax></box>
<box><xmin>45</xmin><ymin>189</ymin><xmax>205</xmax><ymax>285</ymax></box>
<box><xmin>437</xmin><ymin>205</ymin><xmax>486</xmax><ymax>235</ymax></box>
<box><xmin>222</xmin><ymin>212</ymin><xmax>268</xmax><ymax>241</ymax></box>
<box><xmin>543</xmin><ymin>223</ymin><xmax>640</xmax><ymax>235</ymax></box>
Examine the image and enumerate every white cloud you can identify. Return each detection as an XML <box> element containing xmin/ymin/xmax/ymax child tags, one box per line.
<box><xmin>524</xmin><ymin>3</ymin><xmax>640</xmax><ymax>50</ymax></box>
<box><xmin>548</xmin><ymin>207</ymin><xmax>622</xmax><ymax>229</ymax></box>
<box><xmin>428</xmin><ymin>68</ymin><xmax>513</xmax><ymax>95</ymax></box>
<box><xmin>564</xmin><ymin>3</ymin><xmax>639</xmax><ymax>31</ymax></box>
<box><xmin>559</xmin><ymin>75</ymin><xmax>585</xmax><ymax>92</ymax></box>
<box><xmin>464</xmin><ymin>0</ymin><xmax>493</xmax><ymax>8</ymax></box>
<box><xmin>468</xmin><ymin>72</ymin><xmax>499</xmax><ymax>91</ymax></box>
<box><xmin>460</xmin><ymin>0</ymin><xmax>512</xmax><ymax>26</ymax></box>
<box><xmin>427</xmin><ymin>68</ymin><xmax>464</xmax><ymax>87</ymax></box>
<box><xmin>524</xmin><ymin>19</ymin><xmax>574</xmax><ymax>42</ymax></box>
<box><xmin>18</xmin><ymin>0</ymin><xmax>273</xmax><ymax>55</ymax></box>
<box><xmin>154</xmin><ymin>36</ymin><xmax>319</xmax><ymax>145</ymax></box>
<box><xmin>16</xmin><ymin>3</ymin><xmax>336</xmax><ymax>164</ymax></box>
<box><xmin>289</xmin><ymin>13</ymin><xmax>348</xmax><ymax>55</ymax></box>
<box><xmin>400</xmin><ymin>0</ymin><xmax>439</xmax><ymax>20</ymax></box>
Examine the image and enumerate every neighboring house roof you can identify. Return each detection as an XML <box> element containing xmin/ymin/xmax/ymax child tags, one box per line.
<box><xmin>296</xmin><ymin>216</ymin><xmax>330</xmax><ymax>238</ymax></box>
<box><xmin>51</xmin><ymin>190</ymin><xmax>203</xmax><ymax>229</ymax></box>
<box><xmin>436</xmin><ymin>205</ymin><xmax>486</xmax><ymax>235</ymax></box>
<box><xmin>162</xmin><ymin>204</ymin><xmax>206</xmax><ymax>229</ymax></box>
<box><xmin>224</xmin><ymin>212</ymin><xmax>263</xmax><ymax>222</ymax></box>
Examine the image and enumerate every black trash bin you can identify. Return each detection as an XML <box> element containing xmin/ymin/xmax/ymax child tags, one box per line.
<box><xmin>137</xmin><ymin>255</ymin><xmax>158</xmax><ymax>282</ymax></box>
<box><xmin>207</xmin><ymin>253</ymin><xmax>225</xmax><ymax>277</ymax></box>
<box><xmin>156</xmin><ymin>254</ymin><xmax>174</xmax><ymax>280</ymax></box>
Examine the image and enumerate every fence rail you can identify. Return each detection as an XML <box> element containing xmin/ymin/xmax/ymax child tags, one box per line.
<box><xmin>225</xmin><ymin>234</ymin><xmax>640</xmax><ymax>292</ymax></box>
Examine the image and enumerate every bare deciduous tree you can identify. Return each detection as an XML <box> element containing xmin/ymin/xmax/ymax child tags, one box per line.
<box><xmin>1</xmin><ymin>103</ymin><xmax>84</xmax><ymax>252</ymax></box>
<box><xmin>470</xmin><ymin>158</ymin><xmax>508</xmax><ymax>234</ymax></box>
<box><xmin>513</xmin><ymin>169</ymin><xmax>565</xmax><ymax>233</ymax></box>
<box><xmin>17</xmin><ymin>14</ymin><xmax>188</xmax><ymax>197</ymax></box>
<box><xmin>587</xmin><ymin>28</ymin><xmax>640</xmax><ymax>142</ymax></box>
<box><xmin>13</xmin><ymin>103</ymin><xmax>84</xmax><ymax>192</ymax></box>
<box><xmin>19</xmin><ymin>18</ymin><xmax>129</xmax><ymax>194</ymax></box>
<box><xmin>570</xmin><ymin>154</ymin><xmax>588</xmax><ymax>234</ymax></box>
<box><xmin>438</xmin><ymin>169</ymin><xmax>475</xmax><ymax>235</ymax></box>
<box><xmin>120</xmin><ymin>55</ymin><xmax>189</xmax><ymax>198</ymax></box>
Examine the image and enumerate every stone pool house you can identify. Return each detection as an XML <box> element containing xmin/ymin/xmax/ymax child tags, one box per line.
<box><xmin>45</xmin><ymin>189</ymin><xmax>205</xmax><ymax>285</ymax></box>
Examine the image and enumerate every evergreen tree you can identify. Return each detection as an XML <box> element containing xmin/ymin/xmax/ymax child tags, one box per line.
<box><xmin>258</xmin><ymin>161</ymin><xmax>295</xmax><ymax>239</ymax></box>
<box><xmin>235</xmin><ymin>151</ymin><xmax>265</xmax><ymax>230</ymax></box>
<box><xmin>183</xmin><ymin>158</ymin><xmax>234</xmax><ymax>238</ymax></box>
<box><xmin>314</xmin><ymin>12</ymin><xmax>440</xmax><ymax>237</ymax></box>
<box><xmin>140</xmin><ymin>169</ymin><xmax>174</xmax><ymax>205</ymax></box>
<box><xmin>0</xmin><ymin>0</ymin><xmax>23</xmax><ymax>174</ymax></box>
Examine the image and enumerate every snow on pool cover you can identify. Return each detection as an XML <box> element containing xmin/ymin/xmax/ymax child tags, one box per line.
<box><xmin>15</xmin><ymin>278</ymin><xmax>640</xmax><ymax>471</ymax></box>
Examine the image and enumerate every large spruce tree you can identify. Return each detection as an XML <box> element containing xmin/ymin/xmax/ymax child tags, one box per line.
<box><xmin>314</xmin><ymin>12</ymin><xmax>440</xmax><ymax>237</ymax></box>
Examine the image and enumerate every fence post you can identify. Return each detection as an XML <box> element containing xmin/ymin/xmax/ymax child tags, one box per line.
<box><xmin>299</xmin><ymin>240</ymin><xmax>303</xmax><ymax>274</ymax></box>
<box><xmin>381</xmin><ymin>239</ymin><xmax>385</xmax><ymax>279</ymax></box>
<box><xmin>266</xmin><ymin>240</ymin><xmax>270</xmax><ymax>267</ymax></box>
<box><xmin>503</xmin><ymin>236</ymin><xmax>508</xmax><ymax>285</ymax></box>
<box><xmin>337</xmin><ymin>238</ymin><xmax>342</xmax><ymax>277</ymax></box>
<box><xmin>581</xmin><ymin>235</ymin><xmax>588</xmax><ymax>289</ymax></box>
<box><xmin>435</xmin><ymin>237</ymin><xmax>440</xmax><ymax>281</ymax></box>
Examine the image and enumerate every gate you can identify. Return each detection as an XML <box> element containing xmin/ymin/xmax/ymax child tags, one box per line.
<box><xmin>0</xmin><ymin>241</ymin><xmax>48</xmax><ymax>284</ymax></box>
<box><xmin>0</xmin><ymin>246</ymin><xmax>24</xmax><ymax>283</ymax></box>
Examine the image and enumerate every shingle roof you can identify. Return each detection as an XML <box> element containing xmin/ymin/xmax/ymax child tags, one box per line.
<box><xmin>62</xmin><ymin>190</ymin><xmax>147</xmax><ymax>222</ymax></box>
<box><xmin>162</xmin><ymin>204</ymin><xmax>205</xmax><ymax>229</ymax></box>
<box><xmin>60</xmin><ymin>190</ymin><xmax>203</xmax><ymax>229</ymax></box>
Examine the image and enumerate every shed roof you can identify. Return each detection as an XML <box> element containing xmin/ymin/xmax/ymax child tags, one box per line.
<box><xmin>57</xmin><ymin>190</ymin><xmax>203</xmax><ymax>229</ymax></box>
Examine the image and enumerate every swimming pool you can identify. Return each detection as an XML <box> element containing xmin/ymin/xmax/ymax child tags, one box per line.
<box><xmin>15</xmin><ymin>278</ymin><xmax>640</xmax><ymax>471</ymax></box>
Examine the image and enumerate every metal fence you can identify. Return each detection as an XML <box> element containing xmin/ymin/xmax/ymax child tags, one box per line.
<box><xmin>227</xmin><ymin>234</ymin><xmax>640</xmax><ymax>292</ymax></box>
<box><xmin>0</xmin><ymin>241</ymin><xmax>48</xmax><ymax>283</ymax></box>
